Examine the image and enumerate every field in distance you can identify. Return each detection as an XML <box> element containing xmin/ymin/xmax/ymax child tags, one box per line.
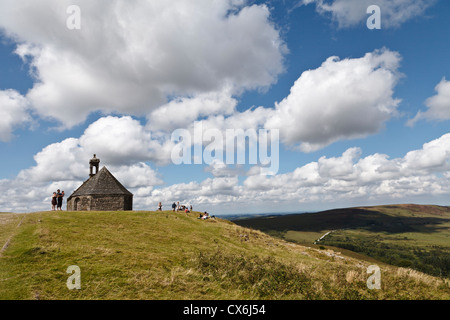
<box><xmin>233</xmin><ymin>204</ymin><xmax>450</xmax><ymax>278</ymax></box>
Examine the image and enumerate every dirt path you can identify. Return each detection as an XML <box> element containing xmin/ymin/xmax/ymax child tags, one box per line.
<box><xmin>0</xmin><ymin>213</ymin><xmax>26</xmax><ymax>257</ymax></box>
<box><xmin>314</xmin><ymin>230</ymin><xmax>334</xmax><ymax>244</ymax></box>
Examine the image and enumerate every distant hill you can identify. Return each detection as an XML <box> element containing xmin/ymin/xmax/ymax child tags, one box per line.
<box><xmin>233</xmin><ymin>204</ymin><xmax>450</xmax><ymax>278</ymax></box>
<box><xmin>0</xmin><ymin>209</ymin><xmax>449</xmax><ymax>299</ymax></box>
<box><xmin>233</xmin><ymin>204</ymin><xmax>450</xmax><ymax>232</ymax></box>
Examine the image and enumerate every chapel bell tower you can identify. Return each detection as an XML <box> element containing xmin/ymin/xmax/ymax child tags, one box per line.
<box><xmin>89</xmin><ymin>154</ymin><xmax>100</xmax><ymax>177</ymax></box>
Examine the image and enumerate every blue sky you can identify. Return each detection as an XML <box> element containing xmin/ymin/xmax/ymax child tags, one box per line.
<box><xmin>0</xmin><ymin>0</ymin><xmax>449</xmax><ymax>214</ymax></box>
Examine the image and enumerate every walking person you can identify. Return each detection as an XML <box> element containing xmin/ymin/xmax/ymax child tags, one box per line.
<box><xmin>172</xmin><ymin>202</ymin><xmax>177</xmax><ymax>212</ymax></box>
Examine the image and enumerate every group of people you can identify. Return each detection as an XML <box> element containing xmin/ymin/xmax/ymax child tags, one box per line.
<box><xmin>198</xmin><ymin>212</ymin><xmax>215</xmax><ymax>220</ymax></box>
<box><xmin>158</xmin><ymin>202</ymin><xmax>218</xmax><ymax>220</ymax></box>
<box><xmin>51</xmin><ymin>189</ymin><xmax>65</xmax><ymax>211</ymax></box>
<box><xmin>170</xmin><ymin>201</ymin><xmax>193</xmax><ymax>213</ymax></box>
<box><xmin>156</xmin><ymin>201</ymin><xmax>193</xmax><ymax>213</ymax></box>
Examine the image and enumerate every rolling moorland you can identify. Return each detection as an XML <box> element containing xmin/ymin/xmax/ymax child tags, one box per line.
<box><xmin>233</xmin><ymin>204</ymin><xmax>450</xmax><ymax>279</ymax></box>
<box><xmin>0</xmin><ymin>207</ymin><xmax>449</xmax><ymax>300</ymax></box>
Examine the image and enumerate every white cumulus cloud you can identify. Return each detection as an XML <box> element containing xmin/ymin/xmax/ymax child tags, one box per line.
<box><xmin>265</xmin><ymin>49</ymin><xmax>402</xmax><ymax>152</ymax></box>
<box><xmin>301</xmin><ymin>0</ymin><xmax>437</xmax><ymax>28</ymax></box>
<box><xmin>0</xmin><ymin>89</ymin><xmax>31</xmax><ymax>142</ymax></box>
<box><xmin>0</xmin><ymin>0</ymin><xmax>287</xmax><ymax>128</ymax></box>
<box><xmin>408</xmin><ymin>78</ymin><xmax>450</xmax><ymax>126</ymax></box>
<box><xmin>132</xmin><ymin>132</ymin><xmax>450</xmax><ymax>214</ymax></box>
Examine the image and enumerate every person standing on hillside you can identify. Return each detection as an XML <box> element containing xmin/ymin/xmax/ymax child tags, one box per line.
<box><xmin>172</xmin><ymin>202</ymin><xmax>177</xmax><ymax>212</ymax></box>
<box><xmin>56</xmin><ymin>190</ymin><xmax>64</xmax><ymax>211</ymax></box>
<box><xmin>51</xmin><ymin>192</ymin><xmax>57</xmax><ymax>211</ymax></box>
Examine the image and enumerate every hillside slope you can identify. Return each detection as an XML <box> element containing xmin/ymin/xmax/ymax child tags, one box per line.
<box><xmin>0</xmin><ymin>210</ymin><xmax>449</xmax><ymax>299</ymax></box>
<box><xmin>233</xmin><ymin>204</ymin><xmax>450</xmax><ymax>278</ymax></box>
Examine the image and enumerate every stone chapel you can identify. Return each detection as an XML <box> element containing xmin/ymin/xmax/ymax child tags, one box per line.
<box><xmin>66</xmin><ymin>155</ymin><xmax>133</xmax><ymax>211</ymax></box>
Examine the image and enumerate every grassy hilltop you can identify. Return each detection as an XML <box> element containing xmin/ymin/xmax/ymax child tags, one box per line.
<box><xmin>0</xmin><ymin>209</ymin><xmax>449</xmax><ymax>300</ymax></box>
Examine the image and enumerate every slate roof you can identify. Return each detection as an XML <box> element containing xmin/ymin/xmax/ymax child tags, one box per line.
<box><xmin>68</xmin><ymin>166</ymin><xmax>133</xmax><ymax>199</ymax></box>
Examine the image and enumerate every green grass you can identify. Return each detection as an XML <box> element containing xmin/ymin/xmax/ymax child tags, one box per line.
<box><xmin>0</xmin><ymin>209</ymin><xmax>449</xmax><ymax>300</ymax></box>
<box><xmin>284</xmin><ymin>230</ymin><xmax>325</xmax><ymax>245</ymax></box>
